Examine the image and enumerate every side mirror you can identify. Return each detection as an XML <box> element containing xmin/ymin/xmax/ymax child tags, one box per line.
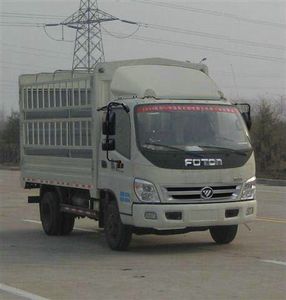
<box><xmin>102</xmin><ymin>111</ymin><xmax>116</xmax><ymax>135</ymax></box>
<box><xmin>234</xmin><ymin>103</ymin><xmax>252</xmax><ymax>130</ymax></box>
<box><xmin>102</xmin><ymin>138</ymin><xmax>115</xmax><ymax>151</ymax></box>
<box><xmin>241</xmin><ymin>112</ymin><xmax>252</xmax><ymax>130</ymax></box>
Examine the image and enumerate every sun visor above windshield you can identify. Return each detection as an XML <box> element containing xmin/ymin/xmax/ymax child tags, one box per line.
<box><xmin>110</xmin><ymin>65</ymin><xmax>221</xmax><ymax>100</ymax></box>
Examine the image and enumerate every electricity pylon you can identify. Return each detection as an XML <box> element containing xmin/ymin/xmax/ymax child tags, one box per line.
<box><xmin>47</xmin><ymin>0</ymin><xmax>119</xmax><ymax>71</ymax></box>
<box><xmin>45</xmin><ymin>0</ymin><xmax>139</xmax><ymax>71</ymax></box>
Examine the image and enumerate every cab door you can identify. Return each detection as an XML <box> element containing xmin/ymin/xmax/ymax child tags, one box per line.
<box><xmin>98</xmin><ymin>108</ymin><xmax>133</xmax><ymax>215</ymax></box>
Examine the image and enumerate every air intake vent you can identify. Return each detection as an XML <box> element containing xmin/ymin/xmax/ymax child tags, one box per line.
<box><xmin>163</xmin><ymin>185</ymin><xmax>239</xmax><ymax>203</ymax></box>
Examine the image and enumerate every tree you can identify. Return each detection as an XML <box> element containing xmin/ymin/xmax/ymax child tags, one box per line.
<box><xmin>251</xmin><ymin>100</ymin><xmax>286</xmax><ymax>178</ymax></box>
<box><xmin>0</xmin><ymin>111</ymin><xmax>20</xmax><ymax>164</ymax></box>
<box><xmin>1</xmin><ymin>112</ymin><xmax>20</xmax><ymax>145</ymax></box>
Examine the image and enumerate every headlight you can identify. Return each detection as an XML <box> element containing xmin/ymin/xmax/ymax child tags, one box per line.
<box><xmin>241</xmin><ymin>176</ymin><xmax>256</xmax><ymax>200</ymax></box>
<box><xmin>134</xmin><ymin>179</ymin><xmax>160</xmax><ymax>203</ymax></box>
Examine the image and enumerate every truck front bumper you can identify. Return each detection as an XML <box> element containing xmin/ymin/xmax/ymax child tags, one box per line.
<box><xmin>130</xmin><ymin>200</ymin><xmax>257</xmax><ymax>230</ymax></box>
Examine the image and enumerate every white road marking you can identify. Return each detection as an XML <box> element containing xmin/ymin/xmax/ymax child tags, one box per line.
<box><xmin>22</xmin><ymin>219</ymin><xmax>41</xmax><ymax>225</ymax></box>
<box><xmin>22</xmin><ymin>219</ymin><xmax>97</xmax><ymax>233</ymax></box>
<box><xmin>256</xmin><ymin>217</ymin><xmax>286</xmax><ymax>224</ymax></box>
<box><xmin>0</xmin><ymin>283</ymin><xmax>49</xmax><ymax>300</ymax></box>
<box><xmin>261</xmin><ymin>260</ymin><xmax>286</xmax><ymax>267</ymax></box>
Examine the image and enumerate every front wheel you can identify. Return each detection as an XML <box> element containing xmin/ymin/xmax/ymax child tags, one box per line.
<box><xmin>209</xmin><ymin>225</ymin><xmax>238</xmax><ymax>244</ymax></box>
<box><xmin>104</xmin><ymin>201</ymin><xmax>132</xmax><ymax>251</ymax></box>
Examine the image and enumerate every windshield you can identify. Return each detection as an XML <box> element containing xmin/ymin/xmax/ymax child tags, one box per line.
<box><xmin>135</xmin><ymin>104</ymin><xmax>251</xmax><ymax>151</ymax></box>
<box><xmin>135</xmin><ymin>104</ymin><xmax>252</xmax><ymax>169</ymax></box>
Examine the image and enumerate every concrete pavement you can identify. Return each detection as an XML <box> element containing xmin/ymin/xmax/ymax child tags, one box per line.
<box><xmin>0</xmin><ymin>170</ymin><xmax>285</xmax><ymax>300</ymax></box>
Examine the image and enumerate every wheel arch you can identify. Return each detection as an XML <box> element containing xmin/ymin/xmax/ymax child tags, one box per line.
<box><xmin>40</xmin><ymin>185</ymin><xmax>90</xmax><ymax>205</ymax></box>
<box><xmin>40</xmin><ymin>185</ymin><xmax>64</xmax><ymax>202</ymax></box>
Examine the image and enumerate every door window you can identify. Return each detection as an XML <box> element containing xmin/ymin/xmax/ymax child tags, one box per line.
<box><xmin>115</xmin><ymin>109</ymin><xmax>131</xmax><ymax>159</ymax></box>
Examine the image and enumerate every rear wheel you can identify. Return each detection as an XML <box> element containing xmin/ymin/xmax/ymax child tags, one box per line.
<box><xmin>60</xmin><ymin>213</ymin><xmax>75</xmax><ymax>235</ymax></box>
<box><xmin>104</xmin><ymin>200</ymin><xmax>132</xmax><ymax>250</ymax></box>
<box><xmin>209</xmin><ymin>225</ymin><xmax>238</xmax><ymax>244</ymax></box>
<box><xmin>40</xmin><ymin>190</ymin><xmax>74</xmax><ymax>236</ymax></box>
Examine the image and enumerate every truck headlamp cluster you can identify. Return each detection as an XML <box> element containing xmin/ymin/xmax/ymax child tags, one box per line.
<box><xmin>241</xmin><ymin>176</ymin><xmax>256</xmax><ymax>200</ymax></box>
<box><xmin>134</xmin><ymin>179</ymin><xmax>160</xmax><ymax>203</ymax></box>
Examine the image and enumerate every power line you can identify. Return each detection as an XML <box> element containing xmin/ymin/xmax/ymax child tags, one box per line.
<box><xmin>1</xmin><ymin>2</ymin><xmax>285</xmax><ymax>69</ymax></box>
<box><xmin>101</xmin><ymin>24</ymin><xmax>141</xmax><ymax>39</ymax></box>
<box><xmin>1</xmin><ymin>47</ymin><xmax>72</xmax><ymax>60</ymax></box>
<box><xmin>0</xmin><ymin>23</ymin><xmax>42</xmax><ymax>27</ymax></box>
<box><xmin>0</xmin><ymin>15</ymin><xmax>61</xmax><ymax>21</ymax></box>
<box><xmin>2</xmin><ymin>19</ymin><xmax>284</xmax><ymax>51</ymax></box>
<box><xmin>0</xmin><ymin>21</ymin><xmax>44</xmax><ymax>25</ymax></box>
<box><xmin>43</xmin><ymin>25</ymin><xmax>74</xmax><ymax>43</ymax></box>
<box><xmin>2</xmin><ymin>26</ymin><xmax>285</xmax><ymax>64</ymax></box>
<box><xmin>0</xmin><ymin>12</ymin><xmax>66</xmax><ymax>19</ymax></box>
<box><xmin>135</xmin><ymin>0</ymin><xmax>286</xmax><ymax>29</ymax></box>
<box><xmin>1</xmin><ymin>42</ymin><xmax>73</xmax><ymax>56</ymax></box>
<box><xmin>215</xmin><ymin>72</ymin><xmax>283</xmax><ymax>79</ymax></box>
<box><xmin>49</xmin><ymin>12</ymin><xmax>285</xmax><ymax>51</ymax></box>
<box><xmin>103</xmin><ymin>31</ymin><xmax>285</xmax><ymax>63</ymax></box>
<box><xmin>0</xmin><ymin>21</ymin><xmax>44</xmax><ymax>27</ymax></box>
<box><xmin>0</xmin><ymin>60</ymin><xmax>63</xmax><ymax>70</ymax></box>
<box><xmin>0</xmin><ymin>65</ymin><xmax>46</xmax><ymax>72</ymax></box>
<box><xmin>142</xmin><ymin>23</ymin><xmax>286</xmax><ymax>51</ymax></box>
<box><xmin>2</xmin><ymin>12</ymin><xmax>285</xmax><ymax>52</ymax></box>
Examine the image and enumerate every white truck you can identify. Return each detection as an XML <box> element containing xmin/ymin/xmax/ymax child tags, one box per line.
<box><xmin>19</xmin><ymin>58</ymin><xmax>256</xmax><ymax>250</ymax></box>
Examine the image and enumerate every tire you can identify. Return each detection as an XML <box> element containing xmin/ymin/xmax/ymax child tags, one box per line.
<box><xmin>209</xmin><ymin>225</ymin><xmax>238</xmax><ymax>244</ymax></box>
<box><xmin>40</xmin><ymin>191</ymin><xmax>74</xmax><ymax>236</ymax></box>
<box><xmin>104</xmin><ymin>200</ymin><xmax>132</xmax><ymax>251</ymax></box>
<box><xmin>60</xmin><ymin>213</ymin><xmax>75</xmax><ymax>235</ymax></box>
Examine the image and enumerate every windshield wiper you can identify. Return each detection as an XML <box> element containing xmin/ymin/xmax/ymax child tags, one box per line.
<box><xmin>197</xmin><ymin>145</ymin><xmax>251</xmax><ymax>156</ymax></box>
<box><xmin>142</xmin><ymin>143</ymin><xmax>204</xmax><ymax>157</ymax></box>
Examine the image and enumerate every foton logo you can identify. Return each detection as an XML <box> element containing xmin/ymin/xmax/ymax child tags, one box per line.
<box><xmin>185</xmin><ymin>158</ymin><xmax>223</xmax><ymax>167</ymax></box>
<box><xmin>201</xmin><ymin>187</ymin><xmax>214</xmax><ymax>199</ymax></box>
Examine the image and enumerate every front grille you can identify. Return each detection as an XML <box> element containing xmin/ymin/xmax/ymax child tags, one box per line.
<box><xmin>162</xmin><ymin>185</ymin><xmax>239</xmax><ymax>203</ymax></box>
